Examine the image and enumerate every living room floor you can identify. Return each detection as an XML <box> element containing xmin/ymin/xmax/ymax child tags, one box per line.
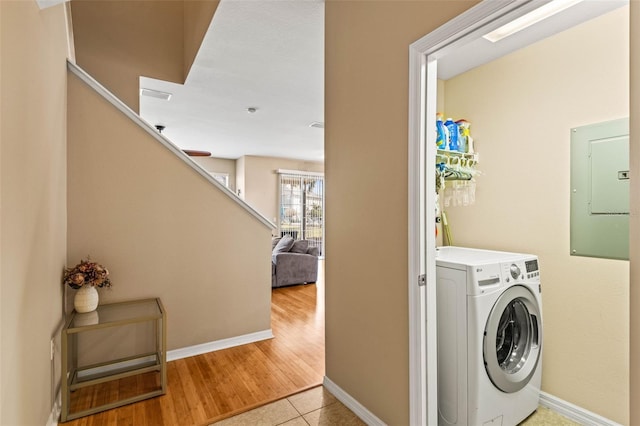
<box><xmin>63</xmin><ymin>262</ymin><xmax>325</xmax><ymax>426</ymax></box>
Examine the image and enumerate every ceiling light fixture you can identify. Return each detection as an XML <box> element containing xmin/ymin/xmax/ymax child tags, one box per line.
<box><xmin>140</xmin><ymin>88</ymin><xmax>172</xmax><ymax>101</ymax></box>
<box><xmin>309</xmin><ymin>121</ymin><xmax>324</xmax><ymax>129</ymax></box>
<box><xmin>247</xmin><ymin>107</ymin><xmax>258</xmax><ymax>114</ymax></box>
<box><xmin>482</xmin><ymin>0</ymin><xmax>585</xmax><ymax>43</ymax></box>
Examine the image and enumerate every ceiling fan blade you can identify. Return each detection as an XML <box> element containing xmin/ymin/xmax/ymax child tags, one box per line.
<box><xmin>183</xmin><ymin>150</ymin><xmax>211</xmax><ymax>157</ymax></box>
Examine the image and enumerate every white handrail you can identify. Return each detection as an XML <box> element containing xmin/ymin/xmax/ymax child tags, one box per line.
<box><xmin>67</xmin><ymin>60</ymin><xmax>275</xmax><ymax>230</ymax></box>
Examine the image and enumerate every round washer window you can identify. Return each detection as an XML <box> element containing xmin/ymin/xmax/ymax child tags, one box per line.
<box><xmin>483</xmin><ymin>285</ymin><xmax>541</xmax><ymax>393</ymax></box>
<box><xmin>495</xmin><ymin>299</ymin><xmax>532</xmax><ymax>374</ymax></box>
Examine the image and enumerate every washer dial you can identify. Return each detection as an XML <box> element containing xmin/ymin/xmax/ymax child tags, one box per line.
<box><xmin>510</xmin><ymin>264</ymin><xmax>521</xmax><ymax>280</ymax></box>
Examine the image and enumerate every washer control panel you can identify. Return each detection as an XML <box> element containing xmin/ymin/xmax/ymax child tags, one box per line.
<box><xmin>501</xmin><ymin>258</ymin><xmax>540</xmax><ymax>282</ymax></box>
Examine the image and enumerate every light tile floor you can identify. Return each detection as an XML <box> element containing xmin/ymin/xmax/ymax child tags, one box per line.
<box><xmin>521</xmin><ymin>406</ymin><xmax>581</xmax><ymax>426</ymax></box>
<box><xmin>210</xmin><ymin>386</ymin><xmax>364</xmax><ymax>426</ymax></box>
<box><xmin>210</xmin><ymin>386</ymin><xmax>578</xmax><ymax>426</ymax></box>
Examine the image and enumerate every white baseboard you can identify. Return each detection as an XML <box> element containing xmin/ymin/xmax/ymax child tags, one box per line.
<box><xmin>540</xmin><ymin>391</ymin><xmax>622</xmax><ymax>426</ymax></box>
<box><xmin>46</xmin><ymin>389</ymin><xmax>62</xmax><ymax>426</ymax></box>
<box><xmin>74</xmin><ymin>330</ymin><xmax>274</xmax><ymax>378</ymax></box>
<box><xmin>323</xmin><ymin>376</ymin><xmax>386</xmax><ymax>426</ymax></box>
<box><xmin>167</xmin><ymin>329</ymin><xmax>274</xmax><ymax>361</ymax></box>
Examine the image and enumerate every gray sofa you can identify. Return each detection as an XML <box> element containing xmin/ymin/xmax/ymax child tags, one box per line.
<box><xmin>271</xmin><ymin>236</ymin><xmax>319</xmax><ymax>288</ymax></box>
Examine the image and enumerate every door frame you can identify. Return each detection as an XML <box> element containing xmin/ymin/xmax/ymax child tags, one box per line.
<box><xmin>407</xmin><ymin>1</ymin><xmax>555</xmax><ymax>424</ymax></box>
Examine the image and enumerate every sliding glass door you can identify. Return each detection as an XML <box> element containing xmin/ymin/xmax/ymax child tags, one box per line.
<box><xmin>278</xmin><ymin>171</ymin><xmax>325</xmax><ymax>255</ymax></box>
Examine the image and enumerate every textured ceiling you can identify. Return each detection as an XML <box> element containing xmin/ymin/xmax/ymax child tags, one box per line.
<box><xmin>140</xmin><ymin>0</ymin><xmax>324</xmax><ymax>162</ymax></box>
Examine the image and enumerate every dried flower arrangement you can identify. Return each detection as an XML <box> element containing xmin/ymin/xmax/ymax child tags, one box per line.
<box><xmin>63</xmin><ymin>257</ymin><xmax>112</xmax><ymax>289</ymax></box>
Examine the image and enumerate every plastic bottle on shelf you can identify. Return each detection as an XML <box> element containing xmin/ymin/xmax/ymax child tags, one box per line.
<box><xmin>456</xmin><ymin>119</ymin><xmax>470</xmax><ymax>153</ymax></box>
<box><xmin>436</xmin><ymin>113</ymin><xmax>447</xmax><ymax>150</ymax></box>
<box><xmin>465</xmin><ymin>120</ymin><xmax>475</xmax><ymax>154</ymax></box>
<box><xmin>444</xmin><ymin>117</ymin><xmax>459</xmax><ymax>151</ymax></box>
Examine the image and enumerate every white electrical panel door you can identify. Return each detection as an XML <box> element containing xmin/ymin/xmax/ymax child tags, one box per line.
<box><xmin>570</xmin><ymin>117</ymin><xmax>629</xmax><ymax>260</ymax></box>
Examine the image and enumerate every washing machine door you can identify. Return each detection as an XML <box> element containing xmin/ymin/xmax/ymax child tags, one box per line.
<box><xmin>483</xmin><ymin>285</ymin><xmax>541</xmax><ymax>393</ymax></box>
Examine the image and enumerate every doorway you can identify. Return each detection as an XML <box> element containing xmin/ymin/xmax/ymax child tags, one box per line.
<box><xmin>408</xmin><ymin>1</ymin><xmax>630</xmax><ymax>424</ymax></box>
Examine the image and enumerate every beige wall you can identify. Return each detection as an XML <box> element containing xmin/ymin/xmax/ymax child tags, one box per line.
<box><xmin>443</xmin><ymin>7</ymin><xmax>629</xmax><ymax>424</ymax></box>
<box><xmin>184</xmin><ymin>1</ymin><xmax>220</xmax><ymax>78</ymax></box>
<box><xmin>71</xmin><ymin>0</ymin><xmax>218</xmax><ymax>113</ymax></box>
<box><xmin>67</xmin><ymin>72</ymin><xmax>272</xmax><ymax>351</ymax></box>
<box><xmin>0</xmin><ymin>2</ymin><xmax>68</xmax><ymax>424</ymax></box>
<box><xmin>236</xmin><ymin>155</ymin><xmax>246</xmax><ymax>199</ymax></box>
<box><xmin>239</xmin><ymin>155</ymin><xmax>323</xmax><ymax>227</ymax></box>
<box><xmin>324</xmin><ymin>2</ymin><xmax>479</xmax><ymax>424</ymax></box>
<box><xmin>192</xmin><ymin>156</ymin><xmax>237</xmax><ymax>192</ymax></box>
<box><xmin>630</xmin><ymin>1</ymin><xmax>639</xmax><ymax>424</ymax></box>
<box><xmin>71</xmin><ymin>0</ymin><xmax>184</xmax><ymax>112</ymax></box>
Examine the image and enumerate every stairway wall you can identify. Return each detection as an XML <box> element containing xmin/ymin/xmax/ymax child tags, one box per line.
<box><xmin>67</xmin><ymin>70</ymin><xmax>272</xmax><ymax>352</ymax></box>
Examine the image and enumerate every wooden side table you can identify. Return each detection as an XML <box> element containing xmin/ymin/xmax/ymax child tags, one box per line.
<box><xmin>61</xmin><ymin>298</ymin><xmax>166</xmax><ymax>422</ymax></box>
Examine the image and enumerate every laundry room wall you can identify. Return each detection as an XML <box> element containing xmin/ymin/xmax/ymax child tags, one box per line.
<box><xmin>442</xmin><ymin>6</ymin><xmax>629</xmax><ymax>424</ymax></box>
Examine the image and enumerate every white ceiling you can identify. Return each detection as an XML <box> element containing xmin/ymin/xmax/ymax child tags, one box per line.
<box><xmin>140</xmin><ymin>0</ymin><xmax>324</xmax><ymax>162</ymax></box>
<box><xmin>139</xmin><ymin>0</ymin><xmax>626</xmax><ymax>163</ymax></box>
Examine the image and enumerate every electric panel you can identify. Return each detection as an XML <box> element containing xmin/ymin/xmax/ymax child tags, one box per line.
<box><xmin>570</xmin><ymin>118</ymin><xmax>629</xmax><ymax>260</ymax></box>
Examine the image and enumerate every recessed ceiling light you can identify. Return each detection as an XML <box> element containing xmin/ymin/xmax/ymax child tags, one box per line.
<box><xmin>483</xmin><ymin>0</ymin><xmax>585</xmax><ymax>43</ymax></box>
<box><xmin>309</xmin><ymin>121</ymin><xmax>324</xmax><ymax>129</ymax></box>
<box><xmin>140</xmin><ymin>88</ymin><xmax>172</xmax><ymax>101</ymax></box>
<box><xmin>247</xmin><ymin>107</ymin><xmax>258</xmax><ymax>113</ymax></box>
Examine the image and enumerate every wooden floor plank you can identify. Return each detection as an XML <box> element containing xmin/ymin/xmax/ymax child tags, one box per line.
<box><xmin>62</xmin><ymin>262</ymin><xmax>324</xmax><ymax>425</ymax></box>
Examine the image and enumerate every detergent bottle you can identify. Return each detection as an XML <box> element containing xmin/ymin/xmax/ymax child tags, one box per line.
<box><xmin>444</xmin><ymin>117</ymin><xmax>459</xmax><ymax>151</ymax></box>
<box><xmin>459</xmin><ymin>120</ymin><xmax>474</xmax><ymax>154</ymax></box>
<box><xmin>436</xmin><ymin>113</ymin><xmax>447</xmax><ymax>149</ymax></box>
<box><xmin>456</xmin><ymin>119</ymin><xmax>470</xmax><ymax>153</ymax></box>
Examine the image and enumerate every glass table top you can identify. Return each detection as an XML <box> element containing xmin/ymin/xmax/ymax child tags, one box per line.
<box><xmin>66</xmin><ymin>298</ymin><xmax>163</xmax><ymax>331</ymax></box>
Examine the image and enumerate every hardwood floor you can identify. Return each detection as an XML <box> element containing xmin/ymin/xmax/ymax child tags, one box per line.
<box><xmin>63</xmin><ymin>264</ymin><xmax>325</xmax><ymax>425</ymax></box>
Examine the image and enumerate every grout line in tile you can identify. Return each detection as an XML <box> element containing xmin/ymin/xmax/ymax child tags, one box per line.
<box><xmin>287</xmin><ymin>396</ymin><xmax>303</xmax><ymax>416</ymax></box>
<box><xmin>275</xmin><ymin>414</ymin><xmax>311</xmax><ymax>426</ymax></box>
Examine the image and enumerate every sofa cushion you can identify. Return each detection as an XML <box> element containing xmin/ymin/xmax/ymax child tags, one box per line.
<box><xmin>290</xmin><ymin>240</ymin><xmax>309</xmax><ymax>254</ymax></box>
<box><xmin>271</xmin><ymin>237</ymin><xmax>282</xmax><ymax>250</ymax></box>
<box><xmin>273</xmin><ymin>235</ymin><xmax>294</xmax><ymax>254</ymax></box>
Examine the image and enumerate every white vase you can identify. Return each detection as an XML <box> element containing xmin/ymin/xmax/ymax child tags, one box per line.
<box><xmin>74</xmin><ymin>285</ymin><xmax>99</xmax><ymax>313</ymax></box>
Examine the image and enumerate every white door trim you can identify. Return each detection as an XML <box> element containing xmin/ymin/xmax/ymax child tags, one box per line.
<box><xmin>407</xmin><ymin>1</ymin><xmax>553</xmax><ymax>424</ymax></box>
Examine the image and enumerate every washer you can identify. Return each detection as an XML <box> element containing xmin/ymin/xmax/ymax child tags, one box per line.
<box><xmin>436</xmin><ymin>246</ymin><xmax>543</xmax><ymax>426</ymax></box>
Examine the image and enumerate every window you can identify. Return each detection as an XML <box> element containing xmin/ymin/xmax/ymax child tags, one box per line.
<box><xmin>211</xmin><ymin>172</ymin><xmax>229</xmax><ymax>188</ymax></box>
<box><xmin>278</xmin><ymin>171</ymin><xmax>324</xmax><ymax>255</ymax></box>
